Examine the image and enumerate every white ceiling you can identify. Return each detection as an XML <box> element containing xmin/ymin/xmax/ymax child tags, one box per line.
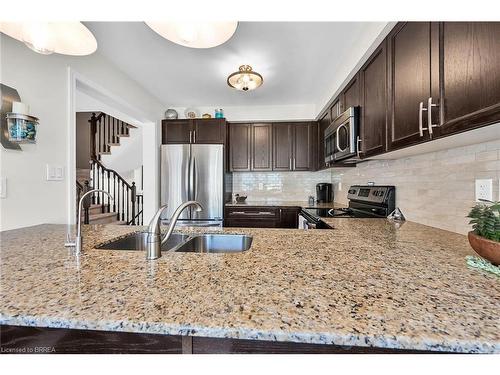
<box><xmin>85</xmin><ymin>22</ymin><xmax>388</xmax><ymax>110</ymax></box>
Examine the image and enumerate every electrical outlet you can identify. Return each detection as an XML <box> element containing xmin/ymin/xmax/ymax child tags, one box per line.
<box><xmin>475</xmin><ymin>179</ymin><xmax>493</xmax><ymax>202</ymax></box>
<box><xmin>258</xmin><ymin>183</ymin><xmax>264</xmax><ymax>190</ymax></box>
<box><xmin>338</xmin><ymin>182</ymin><xmax>342</xmax><ymax>191</ymax></box>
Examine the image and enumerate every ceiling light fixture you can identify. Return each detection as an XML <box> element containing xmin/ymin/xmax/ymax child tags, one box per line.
<box><xmin>145</xmin><ymin>21</ymin><xmax>237</xmax><ymax>49</ymax></box>
<box><xmin>227</xmin><ymin>65</ymin><xmax>263</xmax><ymax>91</ymax></box>
<box><xmin>0</xmin><ymin>22</ymin><xmax>97</xmax><ymax>56</ymax></box>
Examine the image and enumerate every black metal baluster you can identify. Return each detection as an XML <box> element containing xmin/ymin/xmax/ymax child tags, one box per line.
<box><xmin>101</xmin><ymin>166</ymin><xmax>105</xmax><ymax>213</ymax></box>
<box><xmin>107</xmin><ymin>170</ymin><xmax>110</xmax><ymax>213</ymax></box>
<box><xmin>91</xmin><ymin>162</ymin><xmax>95</xmax><ymax>204</ymax></box>
<box><xmin>96</xmin><ymin>165</ymin><xmax>100</xmax><ymax>205</ymax></box>
<box><xmin>121</xmin><ymin>181</ymin><xmax>125</xmax><ymax>221</ymax></box>
<box><xmin>113</xmin><ymin>174</ymin><xmax>116</xmax><ymax>213</ymax></box>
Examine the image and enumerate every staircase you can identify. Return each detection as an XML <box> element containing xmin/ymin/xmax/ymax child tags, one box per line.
<box><xmin>75</xmin><ymin>112</ymin><xmax>143</xmax><ymax>226</ymax></box>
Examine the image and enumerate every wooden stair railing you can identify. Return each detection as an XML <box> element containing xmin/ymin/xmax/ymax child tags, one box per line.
<box><xmin>89</xmin><ymin>112</ymin><xmax>137</xmax><ymax>160</ymax></box>
<box><xmin>90</xmin><ymin>158</ymin><xmax>143</xmax><ymax>225</ymax></box>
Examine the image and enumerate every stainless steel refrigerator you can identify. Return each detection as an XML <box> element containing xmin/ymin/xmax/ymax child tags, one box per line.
<box><xmin>160</xmin><ymin>144</ymin><xmax>224</xmax><ymax>226</ymax></box>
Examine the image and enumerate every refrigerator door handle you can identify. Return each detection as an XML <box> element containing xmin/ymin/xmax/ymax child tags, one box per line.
<box><xmin>189</xmin><ymin>153</ymin><xmax>195</xmax><ymax>201</ymax></box>
<box><xmin>193</xmin><ymin>156</ymin><xmax>198</xmax><ymax>200</ymax></box>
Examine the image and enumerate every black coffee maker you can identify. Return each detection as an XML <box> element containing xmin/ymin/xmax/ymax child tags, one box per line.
<box><xmin>316</xmin><ymin>183</ymin><xmax>333</xmax><ymax>203</ymax></box>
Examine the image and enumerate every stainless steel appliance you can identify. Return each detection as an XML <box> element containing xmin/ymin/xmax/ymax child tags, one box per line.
<box><xmin>302</xmin><ymin>185</ymin><xmax>396</xmax><ymax>222</ymax></box>
<box><xmin>316</xmin><ymin>182</ymin><xmax>333</xmax><ymax>203</ymax></box>
<box><xmin>324</xmin><ymin>106</ymin><xmax>360</xmax><ymax>164</ymax></box>
<box><xmin>160</xmin><ymin>144</ymin><xmax>224</xmax><ymax>227</ymax></box>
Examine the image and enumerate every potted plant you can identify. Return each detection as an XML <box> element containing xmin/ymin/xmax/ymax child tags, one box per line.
<box><xmin>467</xmin><ymin>200</ymin><xmax>500</xmax><ymax>265</ymax></box>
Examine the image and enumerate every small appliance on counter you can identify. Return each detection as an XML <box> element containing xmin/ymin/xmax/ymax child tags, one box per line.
<box><xmin>316</xmin><ymin>183</ymin><xmax>333</xmax><ymax>203</ymax></box>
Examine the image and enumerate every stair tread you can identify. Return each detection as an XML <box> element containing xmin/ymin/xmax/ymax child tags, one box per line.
<box><xmin>89</xmin><ymin>212</ymin><xmax>118</xmax><ymax>219</ymax></box>
<box><xmin>117</xmin><ymin>133</ymin><xmax>130</xmax><ymax>137</ymax></box>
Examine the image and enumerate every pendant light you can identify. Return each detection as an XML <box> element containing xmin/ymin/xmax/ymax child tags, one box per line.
<box><xmin>227</xmin><ymin>65</ymin><xmax>263</xmax><ymax>91</ymax></box>
<box><xmin>145</xmin><ymin>21</ymin><xmax>237</xmax><ymax>49</ymax></box>
<box><xmin>0</xmin><ymin>22</ymin><xmax>97</xmax><ymax>56</ymax></box>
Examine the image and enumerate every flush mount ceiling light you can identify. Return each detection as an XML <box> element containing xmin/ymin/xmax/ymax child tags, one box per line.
<box><xmin>227</xmin><ymin>65</ymin><xmax>263</xmax><ymax>91</ymax></box>
<box><xmin>0</xmin><ymin>22</ymin><xmax>97</xmax><ymax>56</ymax></box>
<box><xmin>145</xmin><ymin>21</ymin><xmax>237</xmax><ymax>48</ymax></box>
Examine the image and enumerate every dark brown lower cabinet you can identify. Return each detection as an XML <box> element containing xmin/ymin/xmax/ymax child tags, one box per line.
<box><xmin>0</xmin><ymin>325</ymin><xmax>438</xmax><ymax>354</ymax></box>
<box><xmin>224</xmin><ymin>206</ymin><xmax>300</xmax><ymax>228</ymax></box>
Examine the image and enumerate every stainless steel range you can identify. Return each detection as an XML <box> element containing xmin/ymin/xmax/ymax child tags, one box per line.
<box><xmin>300</xmin><ymin>185</ymin><xmax>396</xmax><ymax>228</ymax></box>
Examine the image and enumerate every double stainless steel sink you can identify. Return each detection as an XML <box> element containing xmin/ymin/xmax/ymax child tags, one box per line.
<box><xmin>96</xmin><ymin>232</ymin><xmax>253</xmax><ymax>254</ymax></box>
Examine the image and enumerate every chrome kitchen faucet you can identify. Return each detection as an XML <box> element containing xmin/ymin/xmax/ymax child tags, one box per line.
<box><xmin>65</xmin><ymin>189</ymin><xmax>113</xmax><ymax>255</ymax></box>
<box><xmin>146</xmin><ymin>201</ymin><xmax>204</xmax><ymax>260</ymax></box>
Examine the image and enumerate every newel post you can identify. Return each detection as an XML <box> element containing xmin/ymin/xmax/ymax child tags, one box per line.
<box><xmin>131</xmin><ymin>182</ymin><xmax>137</xmax><ymax>225</ymax></box>
<box><xmin>89</xmin><ymin>112</ymin><xmax>97</xmax><ymax>161</ymax></box>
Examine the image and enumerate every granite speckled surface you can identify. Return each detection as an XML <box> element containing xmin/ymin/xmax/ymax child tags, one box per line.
<box><xmin>1</xmin><ymin>221</ymin><xmax>499</xmax><ymax>353</ymax></box>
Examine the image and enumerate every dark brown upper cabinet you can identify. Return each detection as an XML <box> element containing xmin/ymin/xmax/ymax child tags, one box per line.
<box><xmin>273</xmin><ymin>122</ymin><xmax>314</xmax><ymax>171</ymax></box>
<box><xmin>317</xmin><ymin>111</ymin><xmax>330</xmax><ymax>170</ymax></box>
<box><xmin>434</xmin><ymin>22</ymin><xmax>500</xmax><ymax>137</ymax></box>
<box><xmin>161</xmin><ymin>119</ymin><xmax>191</xmax><ymax>144</ymax></box>
<box><xmin>192</xmin><ymin>118</ymin><xmax>226</xmax><ymax>144</ymax></box>
<box><xmin>293</xmin><ymin>122</ymin><xmax>314</xmax><ymax>170</ymax></box>
<box><xmin>330</xmin><ymin>99</ymin><xmax>341</xmax><ymax>120</ymax></box>
<box><xmin>340</xmin><ymin>75</ymin><xmax>360</xmax><ymax>112</ymax></box>
<box><xmin>251</xmin><ymin>123</ymin><xmax>273</xmax><ymax>171</ymax></box>
<box><xmin>229</xmin><ymin>123</ymin><xmax>251</xmax><ymax>171</ymax></box>
<box><xmin>387</xmin><ymin>22</ymin><xmax>439</xmax><ymax>151</ymax></box>
<box><xmin>358</xmin><ymin>40</ymin><xmax>388</xmax><ymax>158</ymax></box>
<box><xmin>272</xmin><ymin>123</ymin><xmax>292</xmax><ymax>171</ymax></box>
<box><xmin>162</xmin><ymin>118</ymin><xmax>226</xmax><ymax>144</ymax></box>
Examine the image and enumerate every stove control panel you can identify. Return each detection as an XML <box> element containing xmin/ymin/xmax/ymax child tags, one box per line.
<box><xmin>347</xmin><ymin>185</ymin><xmax>395</xmax><ymax>205</ymax></box>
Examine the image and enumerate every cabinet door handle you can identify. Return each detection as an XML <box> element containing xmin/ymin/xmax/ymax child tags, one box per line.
<box><xmin>418</xmin><ymin>102</ymin><xmax>428</xmax><ymax>137</ymax></box>
<box><xmin>356</xmin><ymin>136</ymin><xmax>362</xmax><ymax>158</ymax></box>
<box><xmin>193</xmin><ymin>130</ymin><xmax>196</xmax><ymax>143</ymax></box>
<box><xmin>427</xmin><ymin>97</ymin><xmax>439</xmax><ymax>136</ymax></box>
<box><xmin>289</xmin><ymin>158</ymin><xmax>292</xmax><ymax>170</ymax></box>
<box><xmin>189</xmin><ymin>130</ymin><xmax>193</xmax><ymax>143</ymax></box>
<box><xmin>230</xmin><ymin>211</ymin><xmax>273</xmax><ymax>216</ymax></box>
<box><xmin>293</xmin><ymin>157</ymin><xmax>296</xmax><ymax>170</ymax></box>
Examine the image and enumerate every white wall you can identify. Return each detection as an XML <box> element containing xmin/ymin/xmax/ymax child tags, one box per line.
<box><xmin>0</xmin><ymin>34</ymin><xmax>164</xmax><ymax>231</ymax></box>
<box><xmin>169</xmin><ymin>104</ymin><xmax>316</xmax><ymax>122</ymax></box>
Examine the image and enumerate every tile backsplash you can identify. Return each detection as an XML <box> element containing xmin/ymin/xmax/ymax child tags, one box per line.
<box><xmin>232</xmin><ymin>170</ymin><xmax>332</xmax><ymax>201</ymax></box>
<box><xmin>331</xmin><ymin>139</ymin><xmax>500</xmax><ymax>235</ymax></box>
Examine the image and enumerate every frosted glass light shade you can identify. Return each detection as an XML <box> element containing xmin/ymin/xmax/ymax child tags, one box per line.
<box><xmin>145</xmin><ymin>21</ymin><xmax>237</xmax><ymax>48</ymax></box>
<box><xmin>227</xmin><ymin>65</ymin><xmax>263</xmax><ymax>91</ymax></box>
<box><xmin>0</xmin><ymin>22</ymin><xmax>97</xmax><ymax>56</ymax></box>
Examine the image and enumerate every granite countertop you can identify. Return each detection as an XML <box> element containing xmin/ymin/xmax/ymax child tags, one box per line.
<box><xmin>1</xmin><ymin>221</ymin><xmax>499</xmax><ymax>353</ymax></box>
<box><xmin>225</xmin><ymin>200</ymin><xmax>336</xmax><ymax>209</ymax></box>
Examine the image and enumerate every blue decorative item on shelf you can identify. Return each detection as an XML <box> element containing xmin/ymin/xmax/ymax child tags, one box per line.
<box><xmin>215</xmin><ymin>108</ymin><xmax>224</xmax><ymax>119</ymax></box>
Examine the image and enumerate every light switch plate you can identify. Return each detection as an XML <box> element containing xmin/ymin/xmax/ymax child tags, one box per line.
<box><xmin>475</xmin><ymin>179</ymin><xmax>493</xmax><ymax>202</ymax></box>
<box><xmin>46</xmin><ymin>165</ymin><xmax>64</xmax><ymax>181</ymax></box>
<box><xmin>0</xmin><ymin>177</ymin><xmax>6</xmax><ymax>198</ymax></box>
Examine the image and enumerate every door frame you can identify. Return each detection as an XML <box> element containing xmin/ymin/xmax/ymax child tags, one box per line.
<box><xmin>67</xmin><ymin>67</ymin><xmax>159</xmax><ymax>225</ymax></box>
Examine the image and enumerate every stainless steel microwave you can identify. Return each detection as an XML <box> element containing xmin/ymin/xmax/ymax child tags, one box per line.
<box><xmin>324</xmin><ymin>106</ymin><xmax>360</xmax><ymax>164</ymax></box>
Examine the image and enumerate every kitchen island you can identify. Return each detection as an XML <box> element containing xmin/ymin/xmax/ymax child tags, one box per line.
<box><xmin>0</xmin><ymin>221</ymin><xmax>499</xmax><ymax>353</ymax></box>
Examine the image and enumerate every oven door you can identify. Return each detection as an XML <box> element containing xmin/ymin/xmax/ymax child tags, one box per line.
<box><xmin>333</xmin><ymin>107</ymin><xmax>359</xmax><ymax>161</ymax></box>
